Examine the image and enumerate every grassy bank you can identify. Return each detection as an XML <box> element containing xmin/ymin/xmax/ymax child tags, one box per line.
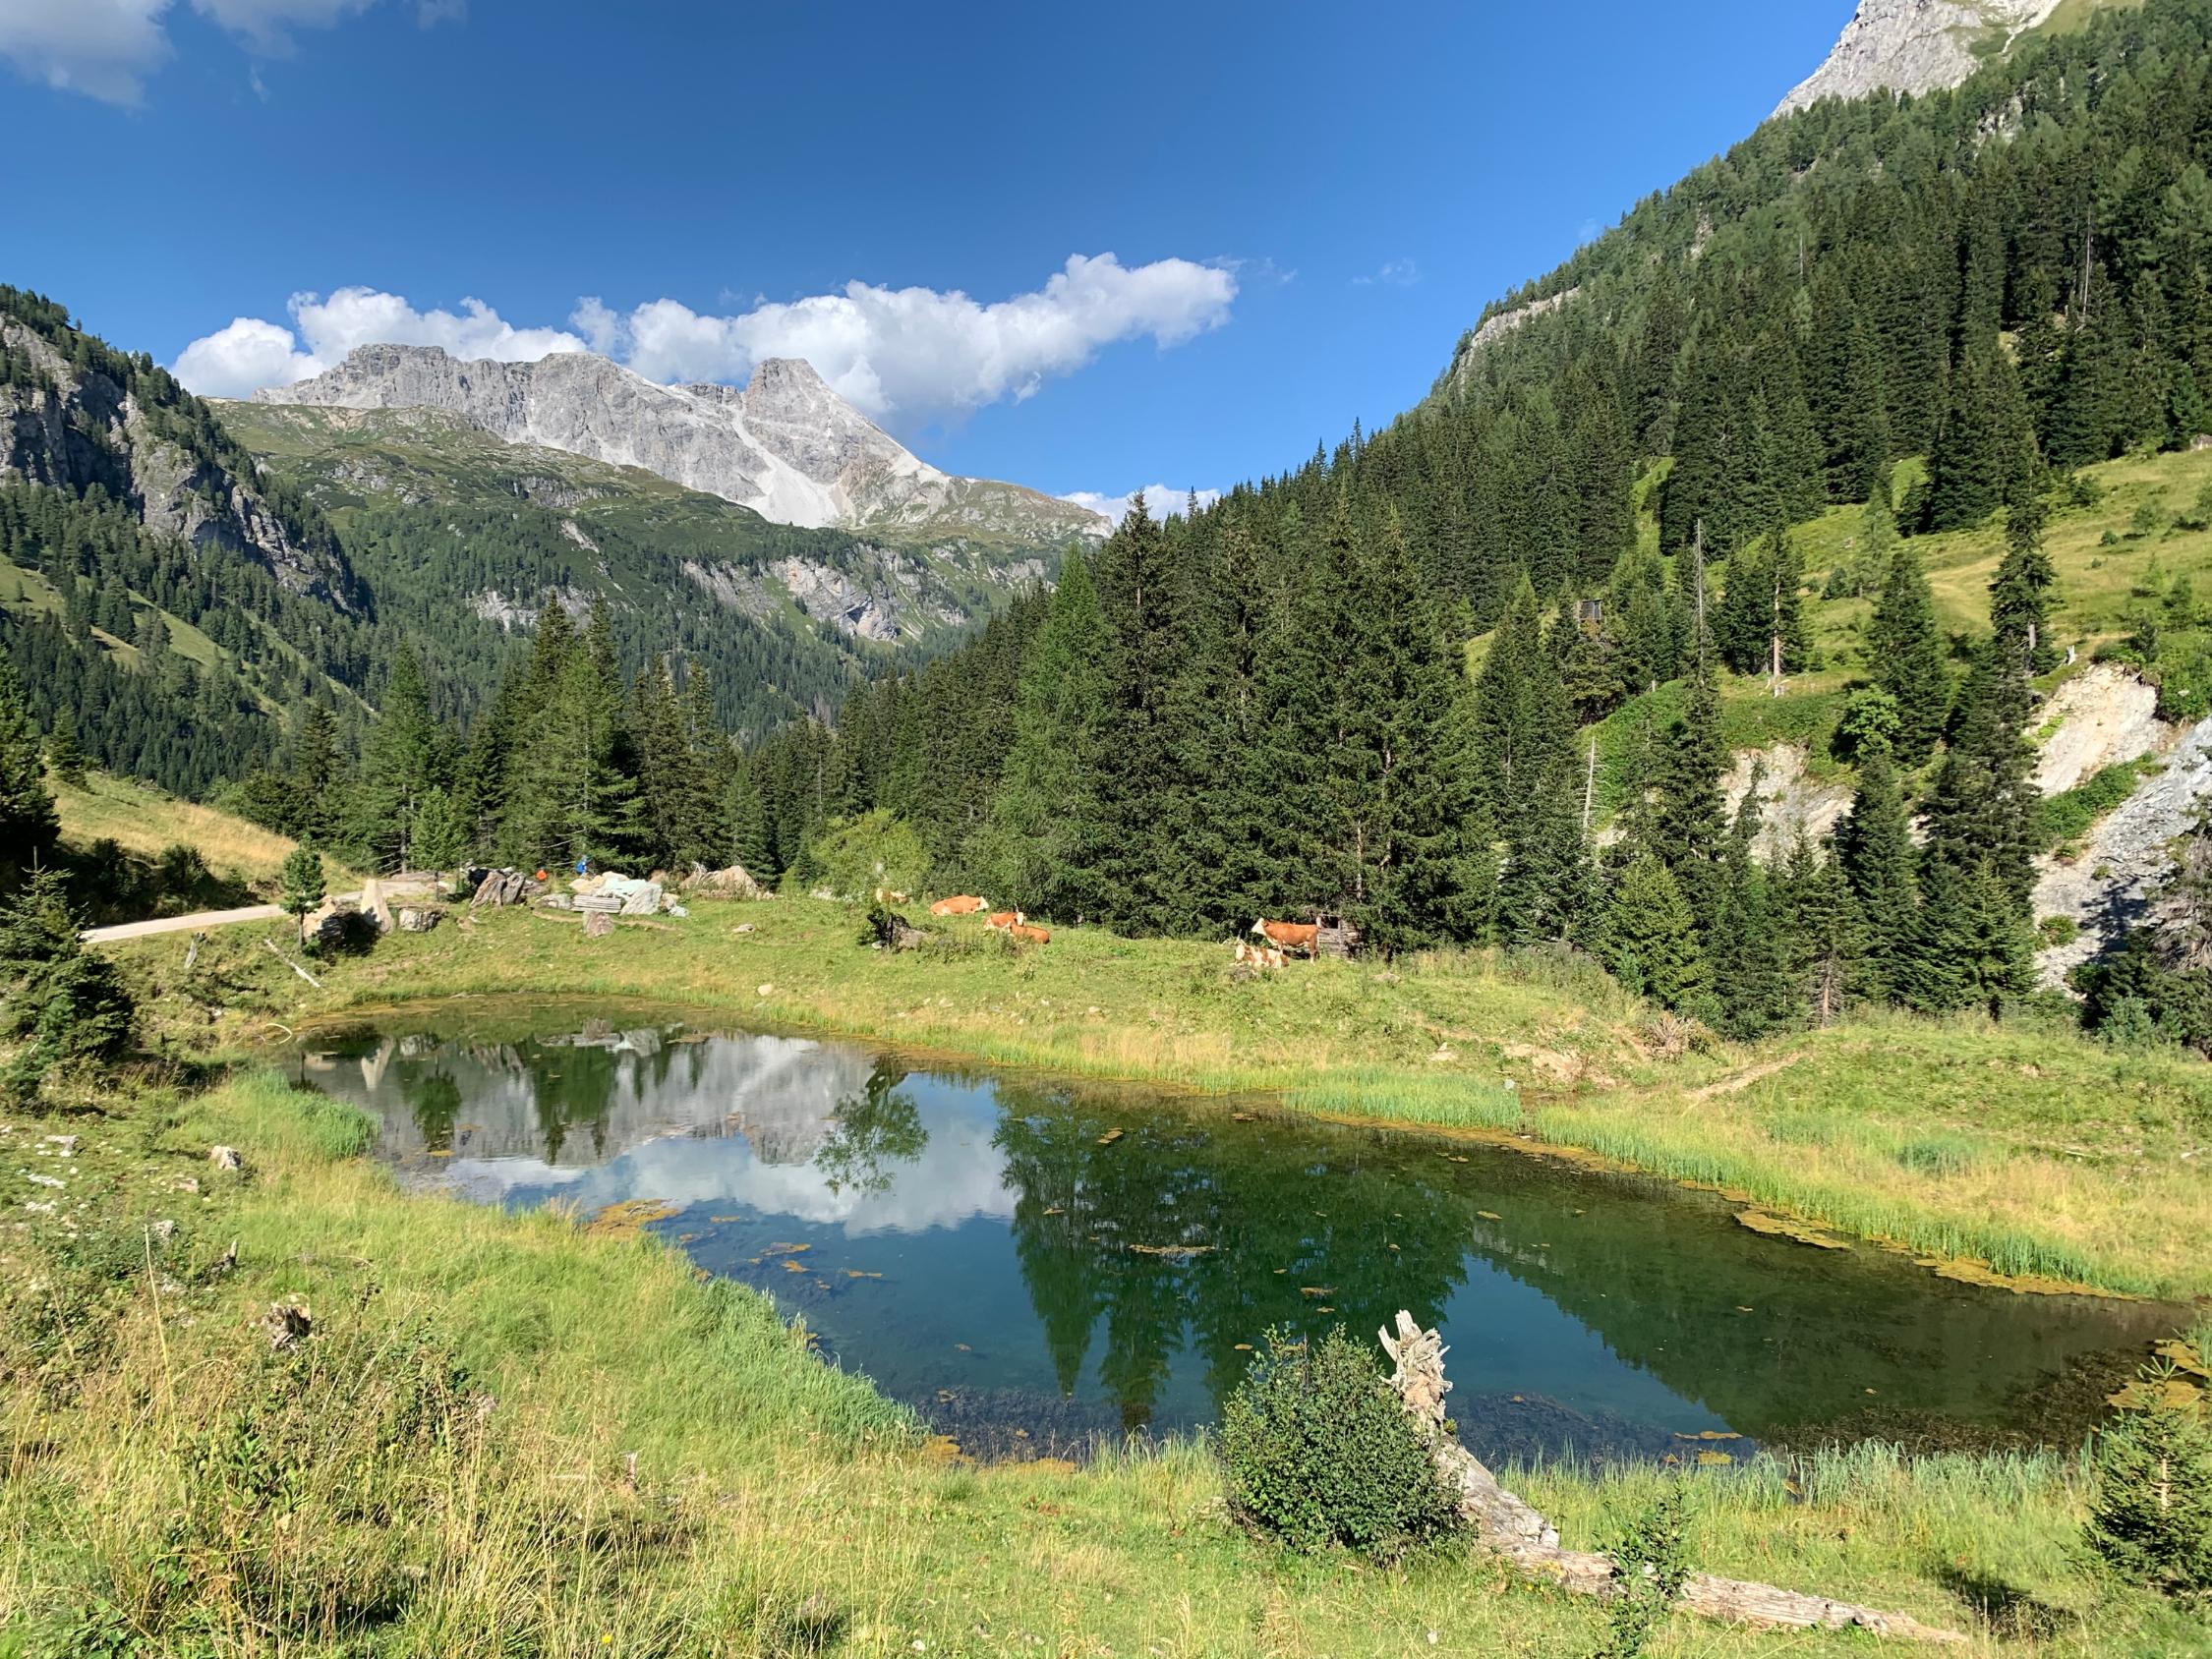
<box><xmin>6</xmin><ymin>1068</ymin><xmax>2205</xmax><ymax>1656</ymax></box>
<box><xmin>115</xmin><ymin>897</ymin><xmax>2212</xmax><ymax>1299</ymax></box>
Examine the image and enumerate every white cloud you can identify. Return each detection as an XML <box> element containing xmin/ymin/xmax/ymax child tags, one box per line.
<box><xmin>1061</xmin><ymin>485</ymin><xmax>1222</xmax><ymax>527</ymax></box>
<box><xmin>173</xmin><ymin>286</ymin><xmax>587</xmax><ymax>396</ymax></box>
<box><xmin>0</xmin><ymin>0</ymin><xmax>458</xmax><ymax>103</ymax></box>
<box><xmin>0</xmin><ymin>0</ymin><xmax>172</xmax><ymax>105</ymax></box>
<box><xmin>599</xmin><ymin>253</ymin><xmax>1237</xmax><ymax>427</ymax></box>
<box><xmin>178</xmin><ymin>256</ymin><xmax>1238</xmax><ymax>429</ymax></box>
<box><xmin>190</xmin><ymin>0</ymin><xmax>374</xmax><ymax>55</ymax></box>
<box><xmin>1353</xmin><ymin>258</ymin><xmax>1422</xmax><ymax>288</ymax></box>
<box><xmin>173</xmin><ymin>315</ymin><xmax>319</xmax><ymax>397</ymax></box>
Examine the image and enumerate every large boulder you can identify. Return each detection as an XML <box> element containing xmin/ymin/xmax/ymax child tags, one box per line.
<box><xmin>681</xmin><ymin>862</ymin><xmax>767</xmax><ymax>900</ymax></box>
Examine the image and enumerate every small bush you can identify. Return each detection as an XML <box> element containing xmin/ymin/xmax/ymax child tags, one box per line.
<box><xmin>2086</xmin><ymin>1373</ymin><xmax>2212</xmax><ymax>1602</ymax></box>
<box><xmin>1218</xmin><ymin>1326</ymin><xmax>1461</xmax><ymax>1558</ymax></box>
<box><xmin>1598</xmin><ymin>1482</ymin><xmax>1694</xmax><ymax>1658</ymax></box>
<box><xmin>1893</xmin><ymin>1135</ymin><xmax>1979</xmax><ymax>1176</ymax></box>
<box><xmin>2036</xmin><ymin>914</ymin><xmax>2079</xmax><ymax>947</ymax></box>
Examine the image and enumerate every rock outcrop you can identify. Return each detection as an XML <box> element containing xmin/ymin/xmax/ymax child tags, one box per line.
<box><xmin>1775</xmin><ymin>0</ymin><xmax>2066</xmax><ymax>119</ymax></box>
<box><xmin>259</xmin><ymin>344</ymin><xmax>1108</xmax><ymax>544</ymax></box>
<box><xmin>0</xmin><ymin>317</ymin><xmax>359</xmax><ymax>609</ymax></box>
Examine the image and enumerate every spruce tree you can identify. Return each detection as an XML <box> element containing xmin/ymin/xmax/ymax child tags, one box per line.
<box><xmin>356</xmin><ymin>646</ymin><xmax>448</xmax><ymax>873</ymax></box>
<box><xmin>280</xmin><ymin>843</ymin><xmax>326</xmax><ymax>945</ymax></box>
<box><xmin>1781</xmin><ymin>831</ymin><xmax>1864</xmax><ymax>1026</ymax></box>
<box><xmin>1991</xmin><ymin>465</ymin><xmax>2060</xmax><ymax>673</ymax></box>
<box><xmin>1709</xmin><ymin>772</ymin><xmax>1795</xmax><ymax>1039</ymax></box>
<box><xmin>1869</xmin><ymin>542</ymin><xmax>1950</xmax><ymax>766</ymax></box>
<box><xmin>1597</xmin><ymin>851</ymin><xmax>1706</xmax><ymax>1007</ymax></box>
<box><xmin>1909</xmin><ymin>645</ymin><xmax>2040</xmax><ymax>1012</ymax></box>
<box><xmin>1655</xmin><ymin>658</ymin><xmax>1728</xmax><ymax>932</ymax></box>
<box><xmin>0</xmin><ymin>659</ymin><xmax>58</xmax><ymax>872</ymax></box>
<box><xmin>977</xmin><ymin>551</ymin><xmax>1110</xmax><ymax>921</ymax></box>
<box><xmin>43</xmin><ymin>712</ymin><xmax>86</xmax><ymax>789</ymax></box>
<box><xmin>1836</xmin><ymin>746</ymin><xmax>1919</xmax><ymax>1004</ymax></box>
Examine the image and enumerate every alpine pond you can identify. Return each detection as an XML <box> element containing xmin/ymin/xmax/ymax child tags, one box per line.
<box><xmin>296</xmin><ymin>1004</ymin><xmax>2180</xmax><ymax>1464</ymax></box>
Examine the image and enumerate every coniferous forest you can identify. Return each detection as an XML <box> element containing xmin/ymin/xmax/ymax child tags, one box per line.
<box><xmin>7</xmin><ymin>0</ymin><xmax>2212</xmax><ymax>1050</ymax></box>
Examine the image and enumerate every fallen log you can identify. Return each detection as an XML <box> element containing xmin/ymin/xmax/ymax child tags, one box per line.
<box><xmin>1376</xmin><ymin>1312</ymin><xmax>1967</xmax><ymax>1644</ymax></box>
<box><xmin>262</xmin><ymin>939</ymin><xmax>322</xmax><ymax>990</ymax></box>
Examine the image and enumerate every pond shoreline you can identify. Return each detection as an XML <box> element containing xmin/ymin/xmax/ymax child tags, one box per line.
<box><xmin>280</xmin><ymin>977</ymin><xmax>2166</xmax><ymax>1306</ymax></box>
<box><xmin>295</xmin><ymin>1000</ymin><xmax>2183</xmax><ymax>1464</ymax></box>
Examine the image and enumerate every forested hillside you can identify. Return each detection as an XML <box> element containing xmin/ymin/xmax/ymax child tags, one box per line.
<box><xmin>731</xmin><ymin>0</ymin><xmax>2212</xmax><ymax>1048</ymax></box>
<box><xmin>0</xmin><ymin>293</ymin><xmax>1043</xmax><ymax>804</ymax></box>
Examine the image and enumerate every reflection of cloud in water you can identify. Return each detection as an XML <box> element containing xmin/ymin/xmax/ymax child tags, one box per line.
<box><xmin>449</xmin><ymin>1098</ymin><xmax>1015</xmax><ymax>1235</ymax></box>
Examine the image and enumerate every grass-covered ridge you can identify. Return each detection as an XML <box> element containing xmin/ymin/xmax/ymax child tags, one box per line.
<box><xmin>111</xmin><ymin>897</ymin><xmax>2212</xmax><ymax>1298</ymax></box>
<box><xmin>7</xmin><ymin>1066</ymin><xmax>2207</xmax><ymax>1655</ymax></box>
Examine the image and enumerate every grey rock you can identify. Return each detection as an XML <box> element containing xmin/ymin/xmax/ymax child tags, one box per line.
<box><xmin>1775</xmin><ymin>1</ymin><xmax>2066</xmax><ymax>119</ymax></box>
<box><xmin>260</xmin><ymin>345</ymin><xmax>1109</xmax><ymax>544</ymax></box>
<box><xmin>208</xmin><ymin>1145</ymin><xmax>243</xmax><ymax>1173</ymax></box>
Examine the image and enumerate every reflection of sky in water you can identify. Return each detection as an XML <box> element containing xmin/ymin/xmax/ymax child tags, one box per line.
<box><xmin>461</xmin><ymin>1085</ymin><xmax>1017</xmax><ymax>1236</ymax></box>
<box><xmin>303</xmin><ymin>1018</ymin><xmax>2171</xmax><ymax>1460</ymax></box>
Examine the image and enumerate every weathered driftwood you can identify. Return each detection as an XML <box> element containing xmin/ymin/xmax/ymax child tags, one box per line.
<box><xmin>1376</xmin><ymin>1312</ymin><xmax>1967</xmax><ymax>1644</ymax></box>
<box><xmin>262</xmin><ymin>938</ymin><xmax>322</xmax><ymax>989</ymax></box>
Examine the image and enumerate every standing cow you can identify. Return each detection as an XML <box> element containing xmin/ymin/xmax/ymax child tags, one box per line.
<box><xmin>1251</xmin><ymin>918</ymin><xmax>1319</xmax><ymax>958</ymax></box>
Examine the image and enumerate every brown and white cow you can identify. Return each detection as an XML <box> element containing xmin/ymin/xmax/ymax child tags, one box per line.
<box><xmin>1007</xmin><ymin>923</ymin><xmax>1051</xmax><ymax>945</ymax></box>
<box><xmin>984</xmin><ymin>909</ymin><xmax>1026</xmax><ymax>933</ymax></box>
<box><xmin>1251</xmin><ymin>918</ymin><xmax>1319</xmax><ymax>957</ymax></box>
<box><xmin>929</xmin><ymin>894</ymin><xmax>988</xmax><ymax>917</ymax></box>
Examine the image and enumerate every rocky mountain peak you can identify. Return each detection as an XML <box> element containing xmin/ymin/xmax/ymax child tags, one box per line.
<box><xmin>1775</xmin><ymin>0</ymin><xmax>2065</xmax><ymax>118</ymax></box>
<box><xmin>260</xmin><ymin>344</ymin><xmax>1104</xmax><ymax>545</ymax></box>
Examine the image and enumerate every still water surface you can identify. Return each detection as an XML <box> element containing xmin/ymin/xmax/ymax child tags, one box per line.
<box><xmin>296</xmin><ymin>1004</ymin><xmax>2175</xmax><ymax>1462</ymax></box>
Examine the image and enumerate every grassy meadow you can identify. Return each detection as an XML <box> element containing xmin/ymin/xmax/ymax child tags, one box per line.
<box><xmin>6</xmin><ymin>1068</ymin><xmax>2207</xmax><ymax>1657</ymax></box>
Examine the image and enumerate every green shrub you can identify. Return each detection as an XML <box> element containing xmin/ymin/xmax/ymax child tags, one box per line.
<box><xmin>2034</xmin><ymin>759</ymin><xmax>2154</xmax><ymax>852</ymax></box>
<box><xmin>1218</xmin><ymin>1326</ymin><xmax>1461</xmax><ymax>1557</ymax></box>
<box><xmin>2086</xmin><ymin>1373</ymin><xmax>2212</xmax><ymax>1602</ymax></box>
<box><xmin>1597</xmin><ymin>1482</ymin><xmax>1694</xmax><ymax>1658</ymax></box>
<box><xmin>2036</xmin><ymin>914</ymin><xmax>2079</xmax><ymax>947</ymax></box>
<box><xmin>789</xmin><ymin>809</ymin><xmax>928</xmax><ymax>902</ymax></box>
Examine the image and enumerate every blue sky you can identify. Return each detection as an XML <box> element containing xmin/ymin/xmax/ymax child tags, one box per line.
<box><xmin>2</xmin><ymin>0</ymin><xmax>1847</xmax><ymax>512</ymax></box>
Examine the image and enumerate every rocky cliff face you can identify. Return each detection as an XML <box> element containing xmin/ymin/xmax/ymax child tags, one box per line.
<box><xmin>1775</xmin><ymin>0</ymin><xmax>2065</xmax><ymax>118</ymax></box>
<box><xmin>0</xmin><ymin>316</ymin><xmax>359</xmax><ymax>608</ymax></box>
<box><xmin>259</xmin><ymin>344</ymin><xmax>1107</xmax><ymax>545</ymax></box>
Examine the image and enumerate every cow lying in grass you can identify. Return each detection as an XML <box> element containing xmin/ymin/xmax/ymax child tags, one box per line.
<box><xmin>930</xmin><ymin>894</ymin><xmax>987</xmax><ymax>917</ymax></box>
<box><xmin>1234</xmin><ymin>940</ymin><xmax>1288</xmax><ymax>970</ymax></box>
<box><xmin>984</xmin><ymin>910</ymin><xmax>1050</xmax><ymax>945</ymax></box>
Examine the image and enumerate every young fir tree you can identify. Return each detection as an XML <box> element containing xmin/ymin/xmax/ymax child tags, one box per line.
<box><xmin>1655</xmin><ymin>658</ymin><xmax>1729</xmax><ymax>933</ymax></box>
<box><xmin>1780</xmin><ymin>830</ymin><xmax>1864</xmax><ymax>1026</ymax></box>
<box><xmin>1868</xmin><ymin>540</ymin><xmax>1950</xmax><ymax>766</ymax></box>
<box><xmin>409</xmin><ymin>785</ymin><xmax>471</xmax><ymax>883</ymax></box>
<box><xmin>1907</xmin><ymin>645</ymin><xmax>2040</xmax><ymax>1013</ymax></box>
<box><xmin>1597</xmin><ymin>851</ymin><xmax>1706</xmax><ymax>1007</ymax></box>
<box><xmin>0</xmin><ymin>659</ymin><xmax>58</xmax><ymax>873</ymax></box>
<box><xmin>43</xmin><ymin>711</ymin><xmax>86</xmax><ymax>789</ymax></box>
<box><xmin>0</xmin><ymin>869</ymin><xmax>133</xmax><ymax>1102</ymax></box>
<box><xmin>1849</xmin><ymin>485</ymin><xmax>1895</xmax><ymax>601</ymax></box>
<box><xmin>279</xmin><ymin>842</ymin><xmax>326</xmax><ymax>945</ymax></box>
<box><xmin>1924</xmin><ymin>345</ymin><xmax>2014</xmax><ymax>531</ymax></box>
<box><xmin>1836</xmin><ymin>745</ymin><xmax>1919</xmax><ymax>1003</ymax></box>
<box><xmin>1708</xmin><ymin>769</ymin><xmax>1796</xmax><ymax>1039</ymax></box>
<box><xmin>287</xmin><ymin>701</ymin><xmax>348</xmax><ymax>847</ymax></box>
<box><xmin>1467</xmin><ymin>573</ymin><xmax>1556</xmax><ymax>821</ymax></box>
<box><xmin>356</xmin><ymin>646</ymin><xmax>448</xmax><ymax>873</ymax></box>
<box><xmin>678</xmin><ymin>666</ymin><xmax>728</xmax><ymax>869</ymax></box>
<box><xmin>1991</xmin><ymin>462</ymin><xmax>2060</xmax><ymax>673</ymax></box>
<box><xmin>2086</xmin><ymin>1384</ymin><xmax>2212</xmax><ymax>1601</ymax></box>
<box><xmin>977</xmin><ymin>549</ymin><xmax>1110</xmax><ymax>921</ymax></box>
<box><xmin>631</xmin><ymin>655</ymin><xmax>697</xmax><ymax>872</ymax></box>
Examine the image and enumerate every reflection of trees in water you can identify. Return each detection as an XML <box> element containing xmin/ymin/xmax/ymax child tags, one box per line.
<box><xmin>814</xmin><ymin>1061</ymin><xmax>927</xmax><ymax>1196</ymax></box>
<box><xmin>399</xmin><ymin>1068</ymin><xmax>462</xmax><ymax>1153</ymax></box>
<box><xmin>993</xmin><ymin>1086</ymin><xmax>1472</xmax><ymax>1434</ymax></box>
<box><xmin>517</xmin><ymin>1040</ymin><xmax>624</xmax><ymax>1163</ymax></box>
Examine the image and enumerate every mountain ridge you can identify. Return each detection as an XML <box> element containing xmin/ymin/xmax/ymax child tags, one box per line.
<box><xmin>258</xmin><ymin>343</ymin><xmax>1109</xmax><ymax>547</ymax></box>
<box><xmin>1774</xmin><ymin>0</ymin><xmax>2122</xmax><ymax>117</ymax></box>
